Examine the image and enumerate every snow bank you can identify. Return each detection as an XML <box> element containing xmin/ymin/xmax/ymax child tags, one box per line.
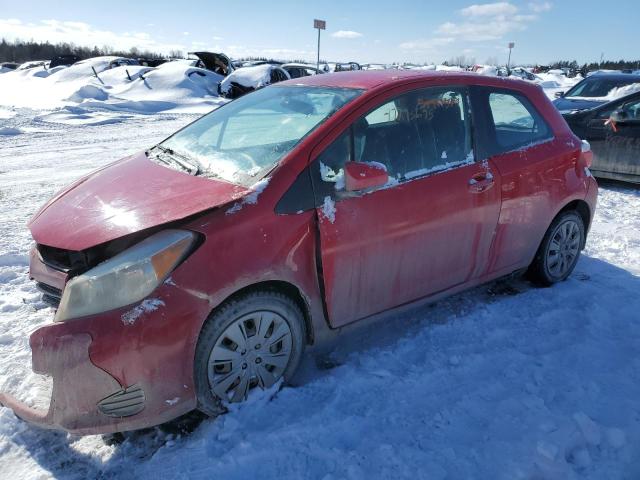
<box><xmin>0</xmin><ymin>56</ymin><xmax>227</xmax><ymax>115</ymax></box>
<box><xmin>435</xmin><ymin>65</ymin><xmax>464</xmax><ymax>72</ymax></box>
<box><xmin>475</xmin><ymin>65</ymin><xmax>498</xmax><ymax>76</ymax></box>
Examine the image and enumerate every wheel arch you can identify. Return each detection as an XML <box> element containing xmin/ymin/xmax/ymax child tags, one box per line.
<box><xmin>556</xmin><ymin>199</ymin><xmax>592</xmax><ymax>248</ymax></box>
<box><xmin>203</xmin><ymin>280</ymin><xmax>315</xmax><ymax>346</ymax></box>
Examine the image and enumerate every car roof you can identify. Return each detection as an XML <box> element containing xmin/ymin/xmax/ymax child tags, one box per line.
<box><xmin>280</xmin><ymin>70</ymin><xmax>532</xmax><ymax>91</ymax></box>
<box><xmin>587</xmin><ymin>73</ymin><xmax>640</xmax><ymax>81</ymax></box>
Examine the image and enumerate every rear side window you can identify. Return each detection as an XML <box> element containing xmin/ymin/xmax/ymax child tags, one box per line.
<box><xmin>487</xmin><ymin>92</ymin><xmax>552</xmax><ymax>152</ymax></box>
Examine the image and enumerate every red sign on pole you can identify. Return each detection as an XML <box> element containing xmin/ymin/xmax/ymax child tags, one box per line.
<box><xmin>314</xmin><ymin>19</ymin><xmax>326</xmax><ymax>30</ymax></box>
<box><xmin>508</xmin><ymin>42</ymin><xmax>515</xmax><ymax>49</ymax></box>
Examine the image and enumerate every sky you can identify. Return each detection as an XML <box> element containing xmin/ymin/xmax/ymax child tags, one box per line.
<box><xmin>0</xmin><ymin>0</ymin><xmax>638</xmax><ymax>65</ymax></box>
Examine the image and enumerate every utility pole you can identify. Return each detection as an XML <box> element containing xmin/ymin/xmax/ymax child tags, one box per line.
<box><xmin>507</xmin><ymin>42</ymin><xmax>515</xmax><ymax>75</ymax></box>
<box><xmin>314</xmin><ymin>19</ymin><xmax>326</xmax><ymax>72</ymax></box>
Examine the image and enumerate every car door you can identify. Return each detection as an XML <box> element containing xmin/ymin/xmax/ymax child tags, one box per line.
<box><xmin>311</xmin><ymin>86</ymin><xmax>502</xmax><ymax>328</ymax></box>
<box><xmin>598</xmin><ymin>97</ymin><xmax>640</xmax><ymax>177</ymax></box>
<box><xmin>470</xmin><ymin>87</ymin><xmax>564</xmax><ymax>274</ymax></box>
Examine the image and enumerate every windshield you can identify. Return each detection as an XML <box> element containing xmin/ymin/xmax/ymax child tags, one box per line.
<box><xmin>565</xmin><ymin>77</ymin><xmax>640</xmax><ymax>98</ymax></box>
<box><xmin>159</xmin><ymin>86</ymin><xmax>362</xmax><ymax>185</ymax></box>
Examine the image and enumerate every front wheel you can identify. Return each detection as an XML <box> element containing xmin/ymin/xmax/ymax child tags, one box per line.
<box><xmin>194</xmin><ymin>291</ymin><xmax>306</xmax><ymax>416</ymax></box>
<box><xmin>528</xmin><ymin>211</ymin><xmax>585</xmax><ymax>286</ymax></box>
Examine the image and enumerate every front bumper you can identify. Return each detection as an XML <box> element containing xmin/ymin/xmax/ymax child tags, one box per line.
<box><xmin>0</xmin><ymin>281</ymin><xmax>211</xmax><ymax>435</ymax></box>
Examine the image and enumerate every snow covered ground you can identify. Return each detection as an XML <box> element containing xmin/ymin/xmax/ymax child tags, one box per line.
<box><xmin>1</xmin><ymin>103</ymin><xmax>640</xmax><ymax>480</ymax></box>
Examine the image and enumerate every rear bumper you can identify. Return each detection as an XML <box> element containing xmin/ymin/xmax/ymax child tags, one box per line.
<box><xmin>585</xmin><ymin>175</ymin><xmax>598</xmax><ymax>233</ymax></box>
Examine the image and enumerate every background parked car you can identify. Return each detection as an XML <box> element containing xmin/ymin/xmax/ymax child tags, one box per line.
<box><xmin>219</xmin><ymin>63</ymin><xmax>290</xmax><ymax>99</ymax></box>
<box><xmin>334</xmin><ymin>62</ymin><xmax>362</xmax><ymax>72</ymax></box>
<box><xmin>281</xmin><ymin>63</ymin><xmax>325</xmax><ymax>78</ymax></box>
<box><xmin>553</xmin><ymin>72</ymin><xmax>640</xmax><ymax>113</ymax></box>
<box><xmin>562</xmin><ymin>90</ymin><xmax>640</xmax><ymax>183</ymax></box>
<box><xmin>0</xmin><ymin>62</ymin><xmax>18</xmax><ymax>70</ymax></box>
<box><xmin>188</xmin><ymin>51</ymin><xmax>235</xmax><ymax>76</ymax></box>
<box><xmin>49</xmin><ymin>54</ymin><xmax>80</xmax><ymax>68</ymax></box>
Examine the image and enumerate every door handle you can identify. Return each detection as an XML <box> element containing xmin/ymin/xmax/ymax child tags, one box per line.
<box><xmin>468</xmin><ymin>172</ymin><xmax>494</xmax><ymax>193</ymax></box>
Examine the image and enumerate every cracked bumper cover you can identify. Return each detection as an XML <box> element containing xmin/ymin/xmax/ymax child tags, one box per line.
<box><xmin>0</xmin><ymin>286</ymin><xmax>209</xmax><ymax>435</ymax></box>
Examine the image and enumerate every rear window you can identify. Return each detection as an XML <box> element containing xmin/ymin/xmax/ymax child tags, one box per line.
<box><xmin>487</xmin><ymin>92</ymin><xmax>552</xmax><ymax>153</ymax></box>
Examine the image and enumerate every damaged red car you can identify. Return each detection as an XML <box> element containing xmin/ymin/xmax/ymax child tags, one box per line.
<box><xmin>0</xmin><ymin>71</ymin><xmax>597</xmax><ymax>435</ymax></box>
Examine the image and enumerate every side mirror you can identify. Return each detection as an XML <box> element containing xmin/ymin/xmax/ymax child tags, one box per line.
<box><xmin>555</xmin><ymin>91</ymin><xmax>565</xmax><ymax>98</ymax></box>
<box><xmin>344</xmin><ymin>162</ymin><xmax>389</xmax><ymax>192</ymax></box>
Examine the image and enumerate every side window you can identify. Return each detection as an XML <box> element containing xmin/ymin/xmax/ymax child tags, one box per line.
<box><xmin>487</xmin><ymin>92</ymin><xmax>552</xmax><ymax>152</ymax></box>
<box><xmin>622</xmin><ymin>99</ymin><xmax>640</xmax><ymax>120</ymax></box>
<box><xmin>354</xmin><ymin>88</ymin><xmax>473</xmax><ymax>180</ymax></box>
<box><xmin>365</xmin><ymin>101</ymin><xmax>398</xmax><ymax>124</ymax></box>
<box><xmin>309</xmin><ymin>87</ymin><xmax>474</xmax><ymax>203</ymax></box>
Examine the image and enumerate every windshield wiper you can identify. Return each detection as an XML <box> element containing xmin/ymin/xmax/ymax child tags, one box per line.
<box><xmin>153</xmin><ymin>145</ymin><xmax>201</xmax><ymax>175</ymax></box>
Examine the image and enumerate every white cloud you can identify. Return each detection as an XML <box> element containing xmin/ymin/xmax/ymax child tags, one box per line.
<box><xmin>528</xmin><ymin>1</ymin><xmax>552</xmax><ymax>12</ymax></box>
<box><xmin>0</xmin><ymin>18</ymin><xmax>186</xmax><ymax>53</ymax></box>
<box><xmin>460</xmin><ymin>2</ymin><xmax>517</xmax><ymax>17</ymax></box>
<box><xmin>435</xmin><ymin>2</ymin><xmax>539</xmax><ymax>42</ymax></box>
<box><xmin>331</xmin><ymin>30</ymin><xmax>363</xmax><ymax>39</ymax></box>
<box><xmin>399</xmin><ymin>37</ymin><xmax>454</xmax><ymax>51</ymax></box>
<box><xmin>437</xmin><ymin>18</ymin><xmax>529</xmax><ymax>41</ymax></box>
<box><xmin>224</xmin><ymin>45</ymin><xmax>315</xmax><ymax>60</ymax></box>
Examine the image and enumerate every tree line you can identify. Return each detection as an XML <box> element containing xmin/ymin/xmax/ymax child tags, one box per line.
<box><xmin>2</xmin><ymin>39</ymin><xmax>640</xmax><ymax>73</ymax></box>
<box><xmin>0</xmin><ymin>38</ymin><xmax>167</xmax><ymax>63</ymax></box>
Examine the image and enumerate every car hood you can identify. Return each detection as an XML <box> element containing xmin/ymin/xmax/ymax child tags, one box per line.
<box><xmin>29</xmin><ymin>152</ymin><xmax>250</xmax><ymax>251</ymax></box>
<box><xmin>553</xmin><ymin>97</ymin><xmax>606</xmax><ymax>113</ymax></box>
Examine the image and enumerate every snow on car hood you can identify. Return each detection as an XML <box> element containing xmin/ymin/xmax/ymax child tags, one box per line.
<box><xmin>219</xmin><ymin>64</ymin><xmax>280</xmax><ymax>94</ymax></box>
<box><xmin>28</xmin><ymin>151</ymin><xmax>250</xmax><ymax>251</ymax></box>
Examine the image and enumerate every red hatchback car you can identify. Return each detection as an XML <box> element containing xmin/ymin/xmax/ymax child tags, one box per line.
<box><xmin>0</xmin><ymin>71</ymin><xmax>597</xmax><ymax>435</ymax></box>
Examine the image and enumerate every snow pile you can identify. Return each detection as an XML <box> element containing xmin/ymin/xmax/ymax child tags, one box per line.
<box><xmin>475</xmin><ymin>65</ymin><xmax>498</xmax><ymax>76</ymax></box>
<box><xmin>219</xmin><ymin>64</ymin><xmax>286</xmax><ymax>95</ymax></box>
<box><xmin>0</xmin><ymin>56</ymin><xmax>227</xmax><ymax>116</ymax></box>
<box><xmin>435</xmin><ymin>65</ymin><xmax>464</xmax><ymax>72</ymax></box>
<box><xmin>604</xmin><ymin>82</ymin><xmax>640</xmax><ymax>100</ymax></box>
<box><xmin>534</xmin><ymin>72</ymin><xmax>582</xmax><ymax>99</ymax></box>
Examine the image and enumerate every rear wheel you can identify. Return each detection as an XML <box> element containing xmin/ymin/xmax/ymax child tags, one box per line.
<box><xmin>194</xmin><ymin>291</ymin><xmax>305</xmax><ymax>416</ymax></box>
<box><xmin>529</xmin><ymin>211</ymin><xmax>585</xmax><ymax>286</ymax></box>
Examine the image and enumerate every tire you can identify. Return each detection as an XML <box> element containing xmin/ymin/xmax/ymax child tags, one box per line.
<box><xmin>528</xmin><ymin>210</ymin><xmax>585</xmax><ymax>286</ymax></box>
<box><xmin>194</xmin><ymin>291</ymin><xmax>306</xmax><ymax>416</ymax></box>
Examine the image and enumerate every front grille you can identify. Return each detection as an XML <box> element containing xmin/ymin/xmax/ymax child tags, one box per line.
<box><xmin>36</xmin><ymin>282</ymin><xmax>62</xmax><ymax>308</ymax></box>
<box><xmin>37</xmin><ymin>244</ymin><xmax>88</xmax><ymax>273</ymax></box>
<box><xmin>97</xmin><ymin>384</ymin><xmax>146</xmax><ymax>418</ymax></box>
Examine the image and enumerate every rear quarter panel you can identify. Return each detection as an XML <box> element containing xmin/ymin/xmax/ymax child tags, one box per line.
<box><xmin>480</xmin><ymin>83</ymin><xmax>593</xmax><ymax>275</ymax></box>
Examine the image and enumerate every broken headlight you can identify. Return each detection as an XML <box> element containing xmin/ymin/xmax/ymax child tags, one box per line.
<box><xmin>55</xmin><ymin>230</ymin><xmax>196</xmax><ymax>322</ymax></box>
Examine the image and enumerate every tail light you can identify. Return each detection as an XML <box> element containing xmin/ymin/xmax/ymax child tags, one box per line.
<box><xmin>580</xmin><ymin>139</ymin><xmax>593</xmax><ymax>168</ymax></box>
